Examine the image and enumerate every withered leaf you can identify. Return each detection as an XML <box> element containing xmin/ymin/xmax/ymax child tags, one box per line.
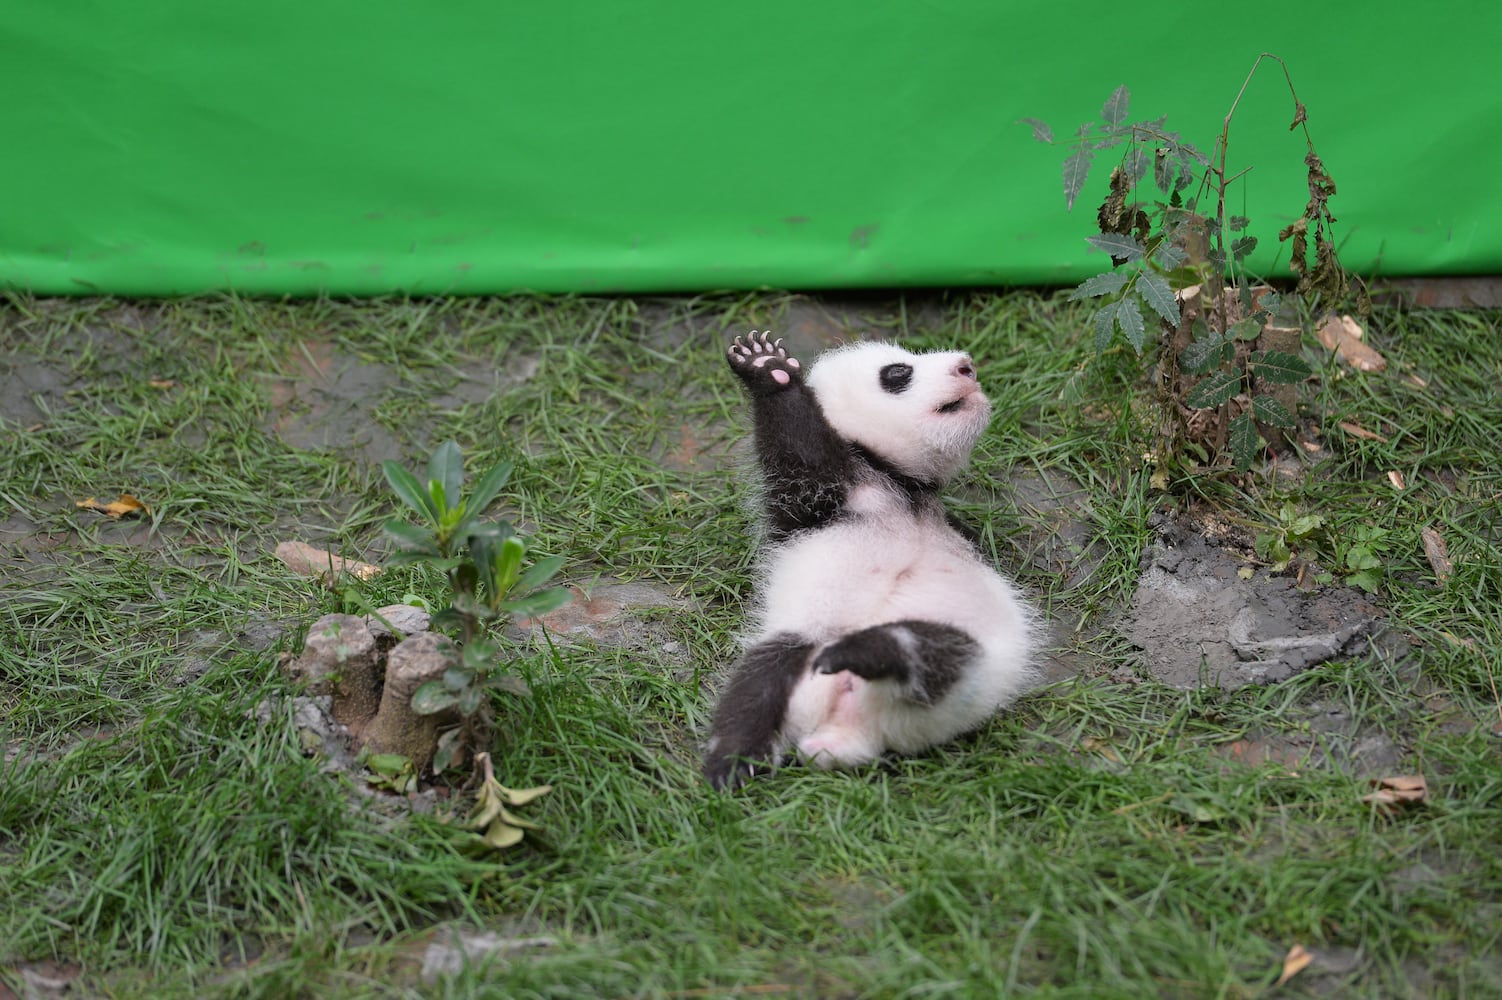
<box><xmin>1276</xmin><ymin>944</ymin><xmax>1314</xmax><ymax>986</ymax></box>
<box><xmin>1439</xmin><ymin>631</ymin><xmax>1477</xmax><ymax>651</ymax></box>
<box><xmin>1420</xmin><ymin>527</ymin><xmax>1452</xmax><ymax>584</ymax></box>
<box><xmin>1079</xmin><ymin>737</ymin><xmax>1121</xmax><ymax>763</ymax></box>
<box><xmin>1360</xmin><ymin>774</ymin><xmax>1428</xmax><ymax>814</ymax></box>
<box><xmin>275</xmin><ymin>540</ymin><xmax>382</xmax><ymax>586</ymax></box>
<box><xmin>1279</xmin><ymin>217</ymin><xmax>1309</xmax><ymax>278</ymax></box>
<box><xmin>1316</xmin><ymin>314</ymin><xmax>1387</xmax><ymax>372</ymax></box>
<box><xmin>75</xmin><ymin>494</ymin><xmax>150</xmax><ymax>519</ymax></box>
<box><xmin>1337</xmin><ymin>421</ymin><xmax>1388</xmax><ymax>443</ymax></box>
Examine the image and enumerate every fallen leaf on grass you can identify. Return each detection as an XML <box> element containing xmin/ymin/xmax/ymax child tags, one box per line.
<box><xmin>1337</xmin><ymin>421</ymin><xmax>1388</xmax><ymax>443</ymax></box>
<box><xmin>1316</xmin><ymin>314</ymin><xmax>1387</xmax><ymax>372</ymax></box>
<box><xmin>3</xmin><ymin>960</ymin><xmax>81</xmax><ymax>996</ymax></box>
<box><xmin>148</xmin><ymin>378</ymin><xmax>177</xmax><ymax>389</ymax></box>
<box><xmin>1275</xmin><ymin>944</ymin><xmax>1314</xmax><ymax>986</ymax></box>
<box><xmin>1387</xmin><ymin>470</ymin><xmax>1407</xmax><ymax>490</ymax></box>
<box><xmin>1421</xmin><ymin>527</ymin><xmax>1452</xmax><ymax>585</ymax></box>
<box><xmin>75</xmin><ymin>494</ymin><xmax>150</xmax><ymax>519</ymax></box>
<box><xmin>1438</xmin><ymin>631</ymin><xmax>1476</xmax><ymax>651</ymax></box>
<box><xmin>275</xmin><ymin>540</ymin><xmax>382</xmax><ymax>584</ymax></box>
<box><xmin>1079</xmin><ymin>737</ymin><xmax>1121</xmax><ymax>763</ymax></box>
<box><xmin>1360</xmin><ymin>774</ymin><xmax>1428</xmax><ymax>814</ymax></box>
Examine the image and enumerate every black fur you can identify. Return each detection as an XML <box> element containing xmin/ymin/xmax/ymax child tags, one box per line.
<box><xmin>704</xmin><ymin>633</ymin><xmax>814</xmax><ymax>791</ymax></box>
<box><xmin>811</xmin><ymin>620</ymin><xmax>976</xmax><ymax>705</ymax></box>
<box><xmin>726</xmin><ymin>334</ymin><xmax>852</xmax><ymax>540</ymax></box>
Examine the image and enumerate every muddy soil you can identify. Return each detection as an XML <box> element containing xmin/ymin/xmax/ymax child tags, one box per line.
<box><xmin>1124</xmin><ymin>512</ymin><xmax>1387</xmax><ymax>690</ymax></box>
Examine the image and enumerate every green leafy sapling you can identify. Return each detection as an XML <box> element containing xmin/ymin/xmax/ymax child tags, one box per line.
<box><xmin>381</xmin><ymin>441</ymin><xmax>570</xmax><ymax>774</ymax></box>
<box><xmin>1022</xmin><ymin>84</ymin><xmax>1207</xmax><ymax>353</ymax></box>
<box><xmin>1024</xmin><ymin>54</ymin><xmax>1339</xmax><ymax>472</ymax></box>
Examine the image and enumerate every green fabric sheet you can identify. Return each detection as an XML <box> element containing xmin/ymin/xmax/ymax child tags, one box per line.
<box><xmin>3</xmin><ymin>1</ymin><xmax>1497</xmax><ymax>295</ymax></box>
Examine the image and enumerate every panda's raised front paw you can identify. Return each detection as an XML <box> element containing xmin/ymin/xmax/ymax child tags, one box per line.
<box><xmin>727</xmin><ymin>331</ymin><xmax>802</xmax><ymax>394</ymax></box>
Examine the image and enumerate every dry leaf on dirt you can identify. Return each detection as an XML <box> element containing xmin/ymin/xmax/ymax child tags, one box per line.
<box><xmin>1337</xmin><ymin>421</ymin><xmax>1388</xmax><ymax>443</ymax></box>
<box><xmin>1079</xmin><ymin>737</ymin><xmax>1121</xmax><ymax>763</ymax></box>
<box><xmin>1360</xmin><ymin>774</ymin><xmax>1428</xmax><ymax>814</ymax></box>
<box><xmin>1420</xmin><ymin>527</ymin><xmax>1452</xmax><ymax>585</ymax></box>
<box><xmin>1275</xmin><ymin>944</ymin><xmax>1314</xmax><ymax>987</ymax></box>
<box><xmin>275</xmin><ymin>540</ymin><xmax>382</xmax><ymax>585</ymax></box>
<box><xmin>75</xmin><ymin>494</ymin><xmax>150</xmax><ymax>519</ymax></box>
<box><xmin>1316</xmin><ymin>314</ymin><xmax>1388</xmax><ymax>372</ymax></box>
<box><xmin>1439</xmin><ymin>631</ymin><xmax>1477</xmax><ymax>651</ymax></box>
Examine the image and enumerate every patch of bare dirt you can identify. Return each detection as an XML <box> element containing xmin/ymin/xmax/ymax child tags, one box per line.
<box><xmin>1123</xmin><ymin>513</ymin><xmax>1385</xmax><ymax>689</ymax></box>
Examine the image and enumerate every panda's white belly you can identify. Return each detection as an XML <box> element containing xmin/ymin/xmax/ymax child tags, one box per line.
<box><xmin>755</xmin><ymin>492</ymin><xmax>1007</xmax><ymax>644</ymax></box>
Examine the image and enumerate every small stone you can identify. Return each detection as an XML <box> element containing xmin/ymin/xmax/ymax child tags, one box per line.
<box><xmin>419</xmin><ymin>929</ymin><xmax>558</xmax><ymax>983</ymax></box>
<box><xmin>366</xmin><ymin>604</ymin><xmax>432</xmax><ymax>641</ymax></box>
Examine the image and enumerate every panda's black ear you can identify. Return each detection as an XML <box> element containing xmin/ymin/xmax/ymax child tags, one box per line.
<box><xmin>879</xmin><ymin>363</ymin><xmax>914</xmax><ymax>394</ymax></box>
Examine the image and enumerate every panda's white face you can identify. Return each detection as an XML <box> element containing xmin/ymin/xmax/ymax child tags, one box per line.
<box><xmin>804</xmin><ymin>342</ymin><xmax>991</xmax><ymax>483</ymax></box>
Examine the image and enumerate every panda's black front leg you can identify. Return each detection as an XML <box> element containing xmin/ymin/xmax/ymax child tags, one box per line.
<box><xmin>704</xmin><ymin>633</ymin><xmax>815</xmax><ymax>791</ymax></box>
<box><xmin>727</xmin><ymin>331</ymin><xmax>850</xmax><ymax>538</ymax></box>
<box><xmin>812</xmin><ymin>620</ymin><xmax>978</xmax><ymax>705</ymax></box>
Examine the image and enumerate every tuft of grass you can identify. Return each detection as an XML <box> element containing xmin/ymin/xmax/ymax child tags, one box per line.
<box><xmin>1</xmin><ymin>291</ymin><xmax>1500</xmax><ymax>997</ymax></box>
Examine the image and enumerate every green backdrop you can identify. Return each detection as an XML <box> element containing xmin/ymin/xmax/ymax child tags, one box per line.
<box><xmin>4</xmin><ymin>1</ymin><xmax>1498</xmax><ymax>296</ymax></box>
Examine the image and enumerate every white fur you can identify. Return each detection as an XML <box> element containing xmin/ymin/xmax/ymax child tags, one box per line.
<box><xmin>751</xmin><ymin>341</ymin><xmax>1038</xmax><ymax>769</ymax></box>
<box><xmin>804</xmin><ymin>342</ymin><xmax>991</xmax><ymax>483</ymax></box>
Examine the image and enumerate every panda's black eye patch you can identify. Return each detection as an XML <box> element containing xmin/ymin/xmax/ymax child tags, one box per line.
<box><xmin>879</xmin><ymin>363</ymin><xmax>914</xmax><ymax>394</ymax></box>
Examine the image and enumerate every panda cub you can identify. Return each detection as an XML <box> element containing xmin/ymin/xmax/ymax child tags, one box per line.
<box><xmin>704</xmin><ymin>330</ymin><xmax>1038</xmax><ymax>791</ymax></box>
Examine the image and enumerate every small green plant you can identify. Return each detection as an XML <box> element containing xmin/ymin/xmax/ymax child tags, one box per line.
<box><xmin>1254</xmin><ymin>504</ymin><xmax>1390</xmax><ymax>592</ymax></box>
<box><xmin>1336</xmin><ymin>524</ymin><xmax>1389</xmax><ymax>593</ymax></box>
<box><xmin>1024</xmin><ymin>53</ymin><xmax>1342</xmax><ymax>472</ymax></box>
<box><xmin>1254</xmin><ymin>501</ymin><xmax>1326</xmax><ymax>573</ymax></box>
<box><xmin>362</xmin><ymin>751</ymin><xmax>419</xmax><ymax>795</ymax></box>
<box><xmin>382</xmin><ymin>441</ymin><xmax>571</xmax><ymax>774</ymax></box>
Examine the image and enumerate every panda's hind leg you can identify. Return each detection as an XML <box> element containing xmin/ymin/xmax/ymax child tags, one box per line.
<box><xmin>811</xmin><ymin>620</ymin><xmax>978</xmax><ymax>705</ymax></box>
<box><xmin>704</xmin><ymin>634</ymin><xmax>815</xmax><ymax>791</ymax></box>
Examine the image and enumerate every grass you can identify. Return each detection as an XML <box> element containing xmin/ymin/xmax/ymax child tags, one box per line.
<box><xmin>1</xmin><ymin>290</ymin><xmax>1500</xmax><ymax>998</ymax></box>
